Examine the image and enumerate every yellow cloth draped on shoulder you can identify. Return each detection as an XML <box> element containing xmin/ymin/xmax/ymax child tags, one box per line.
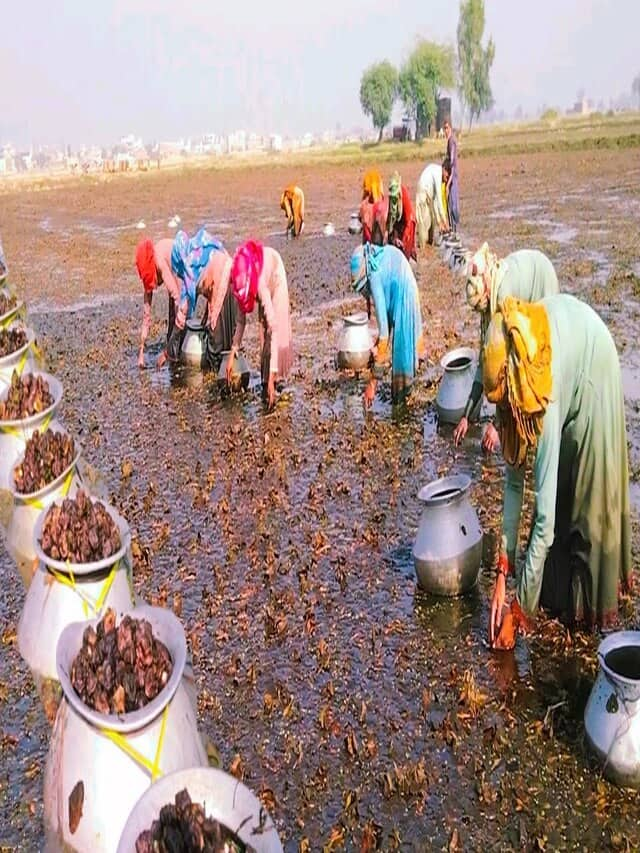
<box><xmin>483</xmin><ymin>296</ymin><xmax>553</xmax><ymax>467</ymax></box>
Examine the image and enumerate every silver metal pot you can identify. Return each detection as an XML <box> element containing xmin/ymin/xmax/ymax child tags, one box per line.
<box><xmin>336</xmin><ymin>312</ymin><xmax>372</xmax><ymax>371</ymax></box>
<box><xmin>44</xmin><ymin>605</ymin><xmax>207</xmax><ymax>851</ymax></box>
<box><xmin>348</xmin><ymin>212</ymin><xmax>363</xmax><ymax>235</ymax></box>
<box><xmin>0</xmin><ymin>371</ymin><xmax>64</xmax><ymax>490</ymax></box>
<box><xmin>180</xmin><ymin>319</ymin><xmax>206</xmax><ymax>365</ymax></box>
<box><xmin>412</xmin><ymin>474</ymin><xmax>483</xmax><ymax>595</ymax></box>
<box><xmin>217</xmin><ymin>350</ymin><xmax>250</xmax><ymax>392</ymax></box>
<box><xmin>435</xmin><ymin>346</ymin><xmax>480</xmax><ymax>424</ymax></box>
<box><xmin>117</xmin><ymin>768</ymin><xmax>283</xmax><ymax>853</ymax></box>
<box><xmin>584</xmin><ymin>631</ymin><xmax>640</xmax><ymax>788</ymax></box>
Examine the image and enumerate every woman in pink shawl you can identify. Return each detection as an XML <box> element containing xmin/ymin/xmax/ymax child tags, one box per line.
<box><xmin>228</xmin><ymin>241</ymin><xmax>293</xmax><ymax>408</ymax></box>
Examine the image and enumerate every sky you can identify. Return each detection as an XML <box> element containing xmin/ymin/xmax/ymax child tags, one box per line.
<box><xmin>0</xmin><ymin>0</ymin><xmax>638</xmax><ymax>148</ymax></box>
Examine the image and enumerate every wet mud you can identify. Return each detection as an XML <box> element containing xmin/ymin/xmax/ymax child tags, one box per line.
<box><xmin>0</xmin><ymin>148</ymin><xmax>640</xmax><ymax>849</ymax></box>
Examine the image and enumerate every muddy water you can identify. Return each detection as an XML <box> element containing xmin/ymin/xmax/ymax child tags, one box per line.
<box><xmin>1</xmin><ymin>149</ymin><xmax>640</xmax><ymax>849</ymax></box>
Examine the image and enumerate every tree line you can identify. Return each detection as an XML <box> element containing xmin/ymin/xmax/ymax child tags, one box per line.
<box><xmin>360</xmin><ymin>0</ymin><xmax>495</xmax><ymax>141</ymax></box>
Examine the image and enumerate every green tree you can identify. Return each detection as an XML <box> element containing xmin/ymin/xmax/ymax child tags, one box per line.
<box><xmin>398</xmin><ymin>40</ymin><xmax>456</xmax><ymax>140</ymax></box>
<box><xmin>359</xmin><ymin>61</ymin><xmax>398</xmax><ymax>142</ymax></box>
<box><xmin>457</xmin><ymin>0</ymin><xmax>495</xmax><ymax>129</ymax></box>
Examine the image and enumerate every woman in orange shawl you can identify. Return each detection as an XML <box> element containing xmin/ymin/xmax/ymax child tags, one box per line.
<box><xmin>359</xmin><ymin>170</ymin><xmax>385</xmax><ymax>244</ymax></box>
<box><xmin>280</xmin><ymin>185</ymin><xmax>305</xmax><ymax>237</ymax></box>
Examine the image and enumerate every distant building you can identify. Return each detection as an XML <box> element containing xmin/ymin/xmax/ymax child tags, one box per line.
<box><xmin>270</xmin><ymin>134</ymin><xmax>283</xmax><ymax>152</ymax></box>
<box><xmin>569</xmin><ymin>96</ymin><xmax>591</xmax><ymax>116</ymax></box>
<box><xmin>226</xmin><ymin>131</ymin><xmax>246</xmax><ymax>154</ymax></box>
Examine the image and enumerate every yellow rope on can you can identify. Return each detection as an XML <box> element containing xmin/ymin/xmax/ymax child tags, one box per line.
<box><xmin>49</xmin><ymin>559</ymin><xmax>120</xmax><ymax>619</ymax></box>
<box><xmin>100</xmin><ymin>703</ymin><xmax>168</xmax><ymax>781</ymax></box>
<box><xmin>0</xmin><ymin>411</ymin><xmax>53</xmax><ymax>438</ymax></box>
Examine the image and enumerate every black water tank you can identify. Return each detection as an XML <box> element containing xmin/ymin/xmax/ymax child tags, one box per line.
<box><xmin>436</xmin><ymin>98</ymin><xmax>452</xmax><ymax>132</ymax></box>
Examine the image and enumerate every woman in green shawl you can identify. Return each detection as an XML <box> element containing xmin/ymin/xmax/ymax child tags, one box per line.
<box><xmin>485</xmin><ymin>294</ymin><xmax>631</xmax><ymax>648</ymax></box>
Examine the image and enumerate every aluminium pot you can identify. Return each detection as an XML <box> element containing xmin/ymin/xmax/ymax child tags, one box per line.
<box><xmin>412</xmin><ymin>474</ymin><xmax>483</xmax><ymax>596</ymax></box>
<box><xmin>336</xmin><ymin>312</ymin><xmax>373</xmax><ymax>371</ymax></box>
<box><xmin>0</xmin><ymin>371</ymin><xmax>64</xmax><ymax>490</ymax></box>
<box><xmin>43</xmin><ymin>605</ymin><xmax>207</xmax><ymax>852</ymax></box>
<box><xmin>18</xmin><ymin>498</ymin><xmax>135</xmax><ymax>723</ymax></box>
<box><xmin>348</xmin><ymin>212</ymin><xmax>363</xmax><ymax>235</ymax></box>
<box><xmin>0</xmin><ymin>289</ymin><xmax>23</xmax><ymax>328</ymax></box>
<box><xmin>180</xmin><ymin>319</ymin><xmax>206</xmax><ymax>366</ymax></box>
<box><xmin>217</xmin><ymin>350</ymin><xmax>250</xmax><ymax>393</ymax></box>
<box><xmin>5</xmin><ymin>426</ymin><xmax>82</xmax><ymax>587</ymax></box>
<box><xmin>0</xmin><ymin>324</ymin><xmax>39</xmax><ymax>389</ymax></box>
<box><xmin>117</xmin><ymin>767</ymin><xmax>283</xmax><ymax>853</ymax></box>
<box><xmin>584</xmin><ymin>631</ymin><xmax>640</xmax><ymax>788</ymax></box>
<box><xmin>435</xmin><ymin>346</ymin><xmax>481</xmax><ymax>424</ymax></box>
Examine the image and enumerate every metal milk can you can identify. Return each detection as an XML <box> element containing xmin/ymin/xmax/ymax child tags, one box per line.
<box><xmin>0</xmin><ymin>324</ymin><xmax>39</xmax><ymax>390</ymax></box>
<box><xmin>5</xmin><ymin>426</ymin><xmax>82</xmax><ymax>587</ymax></box>
<box><xmin>584</xmin><ymin>631</ymin><xmax>640</xmax><ymax>788</ymax></box>
<box><xmin>43</xmin><ymin>605</ymin><xmax>207</xmax><ymax>852</ymax></box>
<box><xmin>180</xmin><ymin>319</ymin><xmax>206</xmax><ymax>366</ymax></box>
<box><xmin>217</xmin><ymin>350</ymin><xmax>251</xmax><ymax>392</ymax></box>
<box><xmin>0</xmin><ymin>371</ymin><xmax>64</xmax><ymax>490</ymax></box>
<box><xmin>18</xmin><ymin>498</ymin><xmax>135</xmax><ymax>723</ymax></box>
<box><xmin>336</xmin><ymin>312</ymin><xmax>373</xmax><ymax>371</ymax></box>
<box><xmin>348</xmin><ymin>212</ymin><xmax>363</xmax><ymax>235</ymax></box>
<box><xmin>435</xmin><ymin>346</ymin><xmax>481</xmax><ymax>424</ymax></box>
<box><xmin>412</xmin><ymin>474</ymin><xmax>483</xmax><ymax>596</ymax></box>
<box><xmin>117</xmin><ymin>767</ymin><xmax>283</xmax><ymax>853</ymax></box>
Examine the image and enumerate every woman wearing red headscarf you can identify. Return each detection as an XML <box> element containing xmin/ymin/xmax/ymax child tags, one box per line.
<box><xmin>228</xmin><ymin>241</ymin><xmax>292</xmax><ymax>408</ymax></box>
<box><xmin>135</xmin><ymin>238</ymin><xmax>183</xmax><ymax>368</ymax></box>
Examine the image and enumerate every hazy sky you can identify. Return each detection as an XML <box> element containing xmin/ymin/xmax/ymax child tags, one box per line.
<box><xmin>1</xmin><ymin>0</ymin><xmax>638</xmax><ymax>147</ymax></box>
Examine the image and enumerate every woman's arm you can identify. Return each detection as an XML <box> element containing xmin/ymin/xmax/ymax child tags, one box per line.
<box><xmin>369</xmin><ymin>274</ymin><xmax>389</xmax><ymax>378</ymax></box>
<box><xmin>231</xmin><ymin>311</ymin><xmax>246</xmax><ymax>352</ymax></box>
<box><xmin>158</xmin><ymin>256</ymin><xmax>181</xmax><ymax>308</ymax></box>
<box><xmin>258</xmin><ymin>280</ymin><xmax>279</xmax><ymax>373</ymax></box>
<box><xmin>141</xmin><ymin>291</ymin><xmax>153</xmax><ymax>345</ymax></box>
<box><xmin>516</xmin><ymin>403</ymin><xmax>561</xmax><ymax>614</ymax></box>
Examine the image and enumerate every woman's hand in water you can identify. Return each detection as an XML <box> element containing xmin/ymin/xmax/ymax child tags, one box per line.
<box><xmin>363</xmin><ymin>379</ymin><xmax>376</xmax><ymax>409</ymax></box>
<box><xmin>226</xmin><ymin>348</ymin><xmax>237</xmax><ymax>383</ymax></box>
<box><xmin>453</xmin><ymin>416</ymin><xmax>468</xmax><ymax>446</ymax></box>
<box><xmin>482</xmin><ymin>422</ymin><xmax>500</xmax><ymax>453</ymax></box>
<box><xmin>266</xmin><ymin>374</ymin><xmax>277</xmax><ymax>409</ymax></box>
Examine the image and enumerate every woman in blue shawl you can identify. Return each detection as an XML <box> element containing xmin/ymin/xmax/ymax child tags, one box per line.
<box><xmin>166</xmin><ymin>228</ymin><xmax>223</xmax><ymax>361</ymax></box>
<box><xmin>350</xmin><ymin>243</ymin><xmax>425</xmax><ymax>407</ymax></box>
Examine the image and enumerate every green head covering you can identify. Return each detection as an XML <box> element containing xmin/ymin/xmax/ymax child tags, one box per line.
<box><xmin>387</xmin><ymin>172</ymin><xmax>403</xmax><ymax>231</ymax></box>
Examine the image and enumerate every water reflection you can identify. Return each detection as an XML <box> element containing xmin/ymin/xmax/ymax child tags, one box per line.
<box><xmin>413</xmin><ymin>585</ymin><xmax>483</xmax><ymax>639</ymax></box>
